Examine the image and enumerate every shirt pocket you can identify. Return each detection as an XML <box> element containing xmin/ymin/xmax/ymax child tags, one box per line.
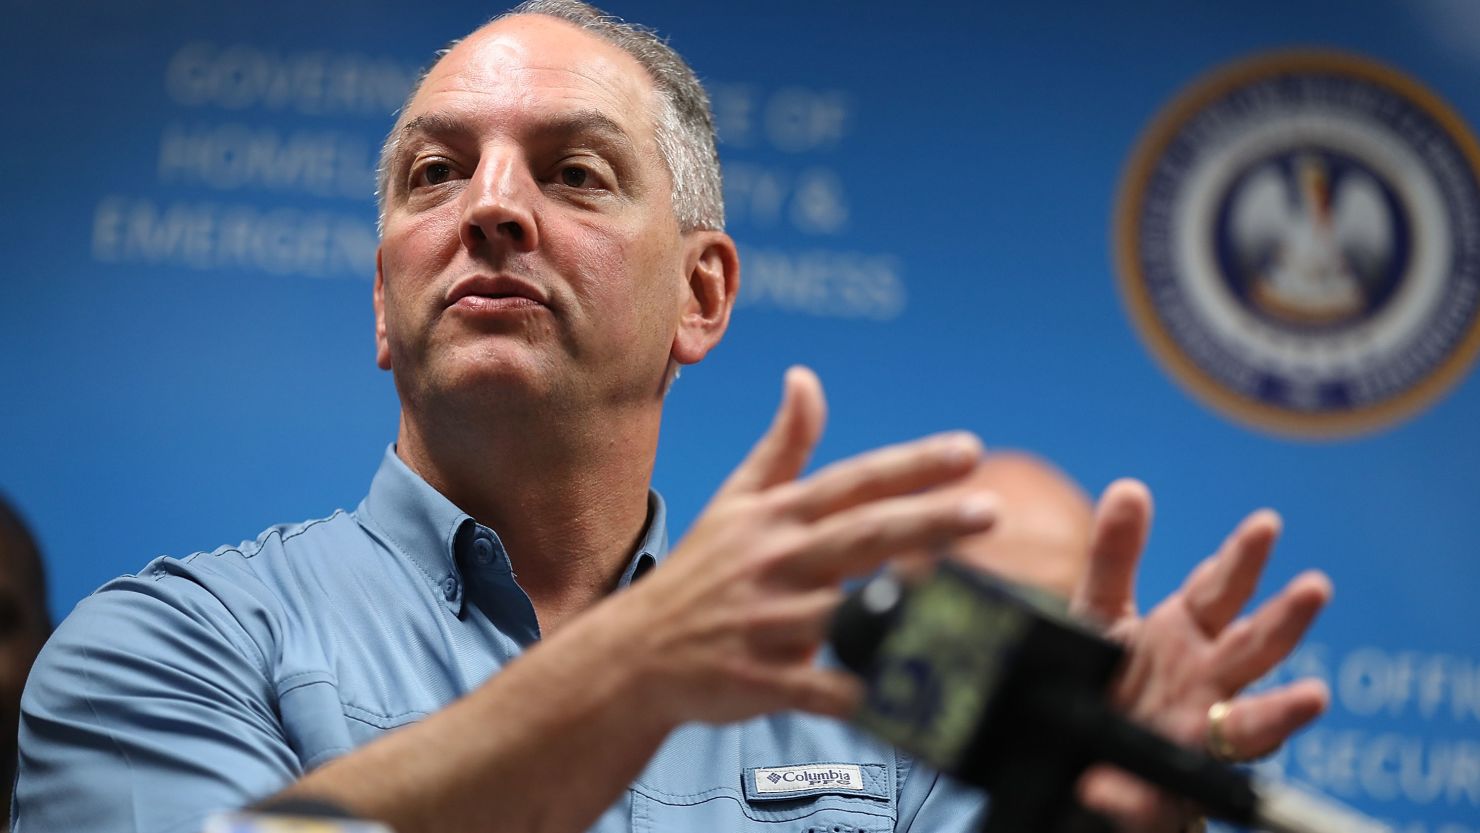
<box><xmin>631</xmin><ymin>763</ymin><xmax>895</xmax><ymax>833</ymax></box>
<box><xmin>276</xmin><ymin>674</ymin><xmax>357</xmax><ymax>771</ymax></box>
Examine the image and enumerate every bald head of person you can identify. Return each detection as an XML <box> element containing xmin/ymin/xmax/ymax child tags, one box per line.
<box><xmin>943</xmin><ymin>452</ymin><xmax>1095</xmax><ymax>598</ymax></box>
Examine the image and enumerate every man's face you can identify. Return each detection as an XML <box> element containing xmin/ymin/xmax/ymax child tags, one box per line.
<box><xmin>375</xmin><ymin>14</ymin><xmax>693</xmax><ymax>412</ymax></box>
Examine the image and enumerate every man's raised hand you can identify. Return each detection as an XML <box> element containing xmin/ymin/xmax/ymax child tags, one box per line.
<box><xmin>618</xmin><ymin>367</ymin><xmax>998</xmax><ymax>726</ymax></box>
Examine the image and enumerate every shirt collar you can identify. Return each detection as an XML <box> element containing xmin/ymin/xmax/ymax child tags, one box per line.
<box><xmin>619</xmin><ymin>490</ymin><xmax>668</xmax><ymax>587</ymax></box>
<box><xmin>356</xmin><ymin>445</ymin><xmax>670</xmax><ymax>609</ymax></box>
<box><xmin>356</xmin><ymin>446</ymin><xmax>471</xmax><ymax>608</ymax></box>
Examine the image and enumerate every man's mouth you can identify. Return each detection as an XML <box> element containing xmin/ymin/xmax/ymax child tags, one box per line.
<box><xmin>445</xmin><ymin>275</ymin><xmax>549</xmax><ymax>313</ymax></box>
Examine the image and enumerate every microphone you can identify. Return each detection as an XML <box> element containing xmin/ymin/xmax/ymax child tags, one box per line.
<box><xmin>828</xmin><ymin>561</ymin><xmax>1391</xmax><ymax>833</ymax></box>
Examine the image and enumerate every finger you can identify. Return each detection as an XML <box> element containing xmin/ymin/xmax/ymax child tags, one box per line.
<box><xmin>776</xmin><ymin>666</ymin><xmax>865</xmax><ymax>719</ymax></box>
<box><xmin>886</xmin><ymin>547</ymin><xmax>939</xmax><ymax>583</ymax></box>
<box><xmin>779</xmin><ymin>489</ymin><xmax>999</xmax><ymax>585</ymax></box>
<box><xmin>1213</xmin><ymin>570</ymin><xmax>1333</xmax><ymax>691</ymax></box>
<box><xmin>1182</xmin><ymin>509</ymin><xmax>1281</xmax><ymax>637</ymax></box>
<box><xmin>1208</xmin><ymin>678</ymin><xmax>1329</xmax><ymax>760</ymax></box>
<box><xmin>716</xmin><ymin>367</ymin><xmax>828</xmax><ymax>498</ymax></box>
<box><xmin>778</xmin><ymin>431</ymin><xmax>984</xmax><ymax>522</ymax></box>
<box><xmin>1078</xmin><ymin>765</ymin><xmax>1177</xmax><ymax>832</ymax></box>
<box><xmin>1071</xmin><ymin>478</ymin><xmax>1153</xmax><ymax>625</ymax></box>
<box><xmin>744</xmin><ymin>586</ymin><xmax>846</xmax><ymax>660</ymax></box>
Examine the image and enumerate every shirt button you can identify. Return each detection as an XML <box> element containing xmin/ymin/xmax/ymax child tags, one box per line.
<box><xmin>442</xmin><ymin>576</ymin><xmax>460</xmax><ymax>600</ymax></box>
<box><xmin>472</xmin><ymin>536</ymin><xmax>494</xmax><ymax>565</ymax></box>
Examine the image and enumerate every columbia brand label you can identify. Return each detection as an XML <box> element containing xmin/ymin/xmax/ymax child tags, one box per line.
<box><xmin>1116</xmin><ymin>50</ymin><xmax>1480</xmax><ymax>438</ymax></box>
<box><xmin>752</xmin><ymin>764</ymin><xmax>865</xmax><ymax>794</ymax></box>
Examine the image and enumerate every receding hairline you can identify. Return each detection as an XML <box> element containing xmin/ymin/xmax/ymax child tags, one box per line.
<box><xmin>382</xmin><ymin>14</ymin><xmax>671</xmax><ymax>191</ymax></box>
<box><xmin>394</xmin><ymin>13</ymin><xmax>665</xmax><ymax>129</ymax></box>
<box><xmin>376</xmin><ymin>1</ymin><xmax>725</xmax><ymax>233</ymax></box>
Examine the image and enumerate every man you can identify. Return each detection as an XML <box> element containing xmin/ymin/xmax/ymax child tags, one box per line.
<box><xmin>0</xmin><ymin>494</ymin><xmax>49</xmax><ymax>832</ymax></box>
<box><xmin>14</xmin><ymin>3</ymin><xmax>1333</xmax><ymax>832</ymax></box>
<box><xmin>944</xmin><ymin>451</ymin><xmax>1095</xmax><ymax>598</ymax></box>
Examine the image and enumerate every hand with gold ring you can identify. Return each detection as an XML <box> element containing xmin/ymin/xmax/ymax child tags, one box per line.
<box><xmin>1066</xmin><ymin>480</ymin><xmax>1332</xmax><ymax>832</ymax></box>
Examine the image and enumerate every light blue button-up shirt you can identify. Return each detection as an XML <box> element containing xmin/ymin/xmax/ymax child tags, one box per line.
<box><xmin>14</xmin><ymin>447</ymin><xmax>984</xmax><ymax>833</ymax></box>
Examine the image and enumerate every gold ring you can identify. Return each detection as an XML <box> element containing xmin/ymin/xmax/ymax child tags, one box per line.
<box><xmin>1206</xmin><ymin>700</ymin><xmax>1239</xmax><ymax>762</ymax></box>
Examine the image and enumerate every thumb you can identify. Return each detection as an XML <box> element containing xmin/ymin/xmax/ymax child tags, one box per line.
<box><xmin>716</xmin><ymin>366</ymin><xmax>827</xmax><ymax>498</ymax></box>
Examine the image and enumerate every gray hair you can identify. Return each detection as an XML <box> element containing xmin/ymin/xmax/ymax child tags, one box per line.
<box><xmin>375</xmin><ymin>0</ymin><xmax>724</xmax><ymax>234</ymax></box>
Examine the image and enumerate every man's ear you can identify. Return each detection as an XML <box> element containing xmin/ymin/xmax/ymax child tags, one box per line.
<box><xmin>373</xmin><ymin>247</ymin><xmax>393</xmax><ymax>371</ymax></box>
<box><xmin>672</xmin><ymin>230</ymin><xmax>740</xmax><ymax>365</ymax></box>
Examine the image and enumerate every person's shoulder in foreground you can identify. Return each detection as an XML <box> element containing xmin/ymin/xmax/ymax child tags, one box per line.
<box><xmin>0</xmin><ymin>492</ymin><xmax>51</xmax><ymax>831</ymax></box>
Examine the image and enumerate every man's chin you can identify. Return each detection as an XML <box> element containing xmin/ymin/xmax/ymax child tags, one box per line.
<box><xmin>448</xmin><ymin>360</ymin><xmax>558</xmax><ymax>399</ymax></box>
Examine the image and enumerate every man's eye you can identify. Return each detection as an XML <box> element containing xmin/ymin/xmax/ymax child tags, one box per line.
<box><xmin>412</xmin><ymin>161</ymin><xmax>456</xmax><ymax>188</ymax></box>
<box><xmin>560</xmin><ymin>166</ymin><xmax>590</xmax><ymax>188</ymax></box>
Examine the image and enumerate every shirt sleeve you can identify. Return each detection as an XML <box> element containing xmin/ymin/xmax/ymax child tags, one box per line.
<box><xmin>895</xmin><ymin>751</ymin><xmax>989</xmax><ymax>833</ymax></box>
<box><xmin>13</xmin><ymin>571</ymin><xmax>301</xmax><ymax>833</ymax></box>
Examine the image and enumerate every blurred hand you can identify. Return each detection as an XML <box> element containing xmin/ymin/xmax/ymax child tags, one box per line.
<box><xmin>1071</xmin><ymin>480</ymin><xmax>1332</xmax><ymax>831</ymax></box>
<box><xmin>618</xmin><ymin>367</ymin><xmax>999</xmax><ymax>726</ymax></box>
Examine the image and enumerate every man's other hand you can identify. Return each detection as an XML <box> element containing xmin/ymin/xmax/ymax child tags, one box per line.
<box><xmin>1072</xmin><ymin>479</ymin><xmax>1332</xmax><ymax>832</ymax></box>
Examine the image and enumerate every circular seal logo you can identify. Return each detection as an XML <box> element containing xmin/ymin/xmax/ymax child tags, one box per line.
<box><xmin>1116</xmin><ymin>51</ymin><xmax>1480</xmax><ymax>438</ymax></box>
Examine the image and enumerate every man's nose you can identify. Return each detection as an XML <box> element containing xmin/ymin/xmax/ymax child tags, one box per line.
<box><xmin>460</xmin><ymin>153</ymin><xmax>539</xmax><ymax>254</ymax></box>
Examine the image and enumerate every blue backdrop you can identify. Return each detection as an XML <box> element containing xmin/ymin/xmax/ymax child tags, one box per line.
<box><xmin>2</xmin><ymin>1</ymin><xmax>1477</xmax><ymax>830</ymax></box>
